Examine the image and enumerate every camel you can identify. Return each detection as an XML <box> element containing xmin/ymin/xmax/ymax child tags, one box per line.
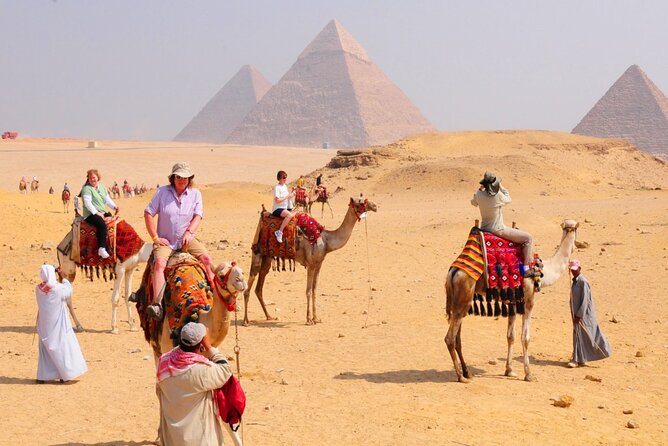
<box><xmin>57</xmin><ymin>232</ymin><xmax>154</xmax><ymax>334</ymax></box>
<box><xmin>307</xmin><ymin>185</ymin><xmax>344</xmax><ymax>218</ymax></box>
<box><xmin>444</xmin><ymin>219</ymin><xmax>578</xmax><ymax>383</ymax></box>
<box><xmin>30</xmin><ymin>179</ymin><xmax>39</xmax><ymax>193</ymax></box>
<box><xmin>293</xmin><ymin>187</ymin><xmax>310</xmax><ymax>213</ymax></box>
<box><xmin>146</xmin><ymin>257</ymin><xmax>247</xmax><ymax>446</ymax></box>
<box><xmin>244</xmin><ymin>196</ymin><xmax>377</xmax><ymax>325</ymax></box>
<box><xmin>19</xmin><ymin>179</ymin><xmax>27</xmax><ymax>194</ymax></box>
<box><xmin>61</xmin><ymin>190</ymin><xmax>71</xmax><ymax>213</ymax></box>
<box><xmin>111</xmin><ymin>183</ymin><xmax>121</xmax><ymax>199</ymax></box>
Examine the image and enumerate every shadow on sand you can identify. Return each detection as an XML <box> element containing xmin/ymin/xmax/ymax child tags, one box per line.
<box><xmin>333</xmin><ymin>367</ymin><xmax>485</xmax><ymax>384</ymax></box>
<box><xmin>50</xmin><ymin>442</ymin><xmax>154</xmax><ymax>446</ymax></box>
<box><xmin>0</xmin><ymin>325</ymin><xmax>35</xmax><ymax>334</ymax></box>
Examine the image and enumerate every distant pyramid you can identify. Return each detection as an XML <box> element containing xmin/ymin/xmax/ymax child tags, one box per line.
<box><xmin>174</xmin><ymin>65</ymin><xmax>272</xmax><ymax>143</ymax></box>
<box><xmin>226</xmin><ymin>20</ymin><xmax>434</xmax><ymax>148</ymax></box>
<box><xmin>572</xmin><ymin>65</ymin><xmax>668</xmax><ymax>157</ymax></box>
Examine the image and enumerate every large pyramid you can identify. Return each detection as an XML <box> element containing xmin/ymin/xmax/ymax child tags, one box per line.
<box><xmin>226</xmin><ymin>20</ymin><xmax>434</xmax><ymax>148</ymax></box>
<box><xmin>572</xmin><ymin>65</ymin><xmax>668</xmax><ymax>157</ymax></box>
<box><xmin>174</xmin><ymin>65</ymin><xmax>272</xmax><ymax>143</ymax></box>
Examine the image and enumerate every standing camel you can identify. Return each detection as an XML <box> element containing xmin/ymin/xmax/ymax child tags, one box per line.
<box><xmin>61</xmin><ymin>190</ymin><xmax>71</xmax><ymax>213</ymax></box>
<box><xmin>307</xmin><ymin>186</ymin><xmax>343</xmax><ymax>219</ymax></box>
<box><xmin>58</xmin><ymin>234</ymin><xmax>154</xmax><ymax>334</ymax></box>
<box><xmin>30</xmin><ymin>179</ymin><xmax>39</xmax><ymax>193</ymax></box>
<box><xmin>19</xmin><ymin>178</ymin><xmax>27</xmax><ymax>194</ymax></box>
<box><xmin>143</xmin><ymin>257</ymin><xmax>247</xmax><ymax>446</ymax></box>
<box><xmin>244</xmin><ymin>196</ymin><xmax>377</xmax><ymax>325</ymax></box>
<box><xmin>444</xmin><ymin>219</ymin><xmax>578</xmax><ymax>383</ymax></box>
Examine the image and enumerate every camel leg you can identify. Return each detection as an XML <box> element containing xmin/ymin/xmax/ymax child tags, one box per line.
<box><xmin>66</xmin><ymin>296</ymin><xmax>84</xmax><ymax>332</ymax></box>
<box><xmin>326</xmin><ymin>201</ymin><xmax>334</xmax><ymax>219</ymax></box>
<box><xmin>110</xmin><ymin>267</ymin><xmax>124</xmax><ymax>334</ymax></box>
<box><xmin>444</xmin><ymin>316</ymin><xmax>469</xmax><ymax>383</ymax></box>
<box><xmin>304</xmin><ymin>266</ymin><xmax>319</xmax><ymax>325</ymax></box>
<box><xmin>310</xmin><ymin>264</ymin><xmax>323</xmax><ymax>324</ymax></box>
<box><xmin>455</xmin><ymin>324</ymin><xmax>471</xmax><ymax>379</ymax></box>
<box><xmin>521</xmin><ymin>285</ymin><xmax>536</xmax><ymax>382</ymax></box>
<box><xmin>124</xmin><ymin>265</ymin><xmax>138</xmax><ymax>331</ymax></box>
<box><xmin>505</xmin><ymin>314</ymin><xmax>517</xmax><ymax>377</ymax></box>
<box><xmin>243</xmin><ymin>272</ymin><xmax>257</xmax><ymax>326</ymax></box>
<box><xmin>249</xmin><ymin>256</ymin><xmax>275</xmax><ymax>324</ymax></box>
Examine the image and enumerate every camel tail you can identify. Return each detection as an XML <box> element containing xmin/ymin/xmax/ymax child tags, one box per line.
<box><xmin>445</xmin><ymin>267</ymin><xmax>457</xmax><ymax>320</ymax></box>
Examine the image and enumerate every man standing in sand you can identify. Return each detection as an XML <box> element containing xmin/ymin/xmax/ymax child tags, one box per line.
<box><xmin>567</xmin><ymin>259</ymin><xmax>612</xmax><ymax>368</ymax></box>
<box><xmin>156</xmin><ymin>322</ymin><xmax>232</xmax><ymax>445</ymax></box>
<box><xmin>471</xmin><ymin>171</ymin><xmax>534</xmax><ymax>268</ymax></box>
<box><xmin>35</xmin><ymin>264</ymin><xmax>87</xmax><ymax>384</ymax></box>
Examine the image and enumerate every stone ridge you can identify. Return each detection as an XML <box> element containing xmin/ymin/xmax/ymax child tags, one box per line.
<box><xmin>226</xmin><ymin>20</ymin><xmax>434</xmax><ymax>148</ymax></box>
<box><xmin>572</xmin><ymin>65</ymin><xmax>668</xmax><ymax>157</ymax></box>
<box><xmin>174</xmin><ymin>65</ymin><xmax>272</xmax><ymax>143</ymax></box>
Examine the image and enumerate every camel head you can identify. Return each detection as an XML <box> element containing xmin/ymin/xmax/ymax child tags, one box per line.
<box><xmin>561</xmin><ymin>219</ymin><xmax>579</xmax><ymax>236</ymax></box>
<box><xmin>56</xmin><ymin>248</ymin><xmax>77</xmax><ymax>282</ymax></box>
<box><xmin>214</xmin><ymin>261</ymin><xmax>247</xmax><ymax>296</ymax></box>
<box><xmin>349</xmin><ymin>196</ymin><xmax>378</xmax><ymax>219</ymax></box>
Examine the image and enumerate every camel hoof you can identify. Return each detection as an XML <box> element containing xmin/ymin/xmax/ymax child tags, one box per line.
<box><xmin>505</xmin><ymin>370</ymin><xmax>517</xmax><ymax>378</ymax></box>
<box><xmin>129</xmin><ymin>326</ymin><xmax>139</xmax><ymax>332</ymax></box>
<box><xmin>242</xmin><ymin>320</ymin><xmax>250</xmax><ymax>327</ymax></box>
<box><xmin>75</xmin><ymin>325</ymin><xmax>84</xmax><ymax>333</ymax></box>
<box><xmin>110</xmin><ymin>328</ymin><xmax>119</xmax><ymax>335</ymax></box>
<box><xmin>458</xmin><ymin>376</ymin><xmax>471</xmax><ymax>384</ymax></box>
<box><xmin>306</xmin><ymin>320</ymin><xmax>314</xmax><ymax>326</ymax></box>
<box><xmin>313</xmin><ymin>318</ymin><xmax>322</xmax><ymax>324</ymax></box>
<box><xmin>524</xmin><ymin>374</ymin><xmax>537</xmax><ymax>382</ymax></box>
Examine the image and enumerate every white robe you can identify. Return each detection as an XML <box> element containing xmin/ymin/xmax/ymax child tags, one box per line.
<box><xmin>36</xmin><ymin>278</ymin><xmax>87</xmax><ymax>381</ymax></box>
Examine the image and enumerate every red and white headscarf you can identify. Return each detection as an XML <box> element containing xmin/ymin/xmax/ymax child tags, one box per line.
<box><xmin>38</xmin><ymin>264</ymin><xmax>57</xmax><ymax>294</ymax></box>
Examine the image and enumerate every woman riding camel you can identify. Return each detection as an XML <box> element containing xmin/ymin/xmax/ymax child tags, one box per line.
<box><xmin>471</xmin><ymin>171</ymin><xmax>533</xmax><ymax>268</ymax></box>
<box><xmin>80</xmin><ymin>169</ymin><xmax>119</xmax><ymax>259</ymax></box>
<box><xmin>272</xmin><ymin>170</ymin><xmax>295</xmax><ymax>243</ymax></box>
<box><xmin>144</xmin><ymin>162</ymin><xmax>214</xmax><ymax>319</ymax></box>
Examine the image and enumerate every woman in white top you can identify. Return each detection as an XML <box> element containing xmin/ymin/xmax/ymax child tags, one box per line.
<box><xmin>471</xmin><ymin>171</ymin><xmax>533</xmax><ymax>266</ymax></box>
<box><xmin>272</xmin><ymin>170</ymin><xmax>295</xmax><ymax>243</ymax></box>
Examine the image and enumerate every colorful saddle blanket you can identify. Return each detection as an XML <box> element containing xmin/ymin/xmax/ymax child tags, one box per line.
<box><xmin>73</xmin><ymin>217</ymin><xmax>143</xmax><ymax>267</ymax></box>
<box><xmin>256</xmin><ymin>214</ymin><xmax>298</xmax><ymax>260</ymax></box>
<box><xmin>450</xmin><ymin>228</ymin><xmax>485</xmax><ymax>280</ymax></box>
<box><xmin>137</xmin><ymin>254</ymin><xmax>215</xmax><ymax>344</ymax></box>
<box><xmin>164</xmin><ymin>256</ymin><xmax>214</xmax><ymax>343</ymax></box>
<box><xmin>295</xmin><ymin>187</ymin><xmax>308</xmax><ymax>204</ymax></box>
<box><xmin>295</xmin><ymin>212</ymin><xmax>324</xmax><ymax>244</ymax></box>
<box><xmin>481</xmin><ymin>232</ymin><xmax>523</xmax><ymax>290</ymax></box>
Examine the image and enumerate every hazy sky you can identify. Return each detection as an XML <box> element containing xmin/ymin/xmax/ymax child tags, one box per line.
<box><xmin>2</xmin><ymin>1</ymin><xmax>667</xmax><ymax>141</ymax></box>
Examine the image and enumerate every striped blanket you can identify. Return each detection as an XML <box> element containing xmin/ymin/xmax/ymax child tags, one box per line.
<box><xmin>451</xmin><ymin>228</ymin><xmax>485</xmax><ymax>280</ymax></box>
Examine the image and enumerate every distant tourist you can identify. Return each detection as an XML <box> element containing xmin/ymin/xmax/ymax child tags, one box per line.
<box><xmin>63</xmin><ymin>183</ymin><xmax>70</xmax><ymax>193</ymax></box>
<box><xmin>471</xmin><ymin>171</ymin><xmax>533</xmax><ymax>268</ymax></box>
<box><xmin>80</xmin><ymin>169</ymin><xmax>119</xmax><ymax>259</ymax></box>
<box><xmin>297</xmin><ymin>174</ymin><xmax>305</xmax><ymax>188</ymax></box>
<box><xmin>35</xmin><ymin>264</ymin><xmax>87</xmax><ymax>384</ymax></box>
<box><xmin>272</xmin><ymin>170</ymin><xmax>295</xmax><ymax>243</ymax></box>
<box><xmin>48</xmin><ymin>186</ymin><xmax>54</xmax><ymax>194</ymax></box>
<box><xmin>144</xmin><ymin>162</ymin><xmax>214</xmax><ymax>319</ymax></box>
<box><xmin>156</xmin><ymin>322</ymin><xmax>232</xmax><ymax>445</ymax></box>
<box><xmin>567</xmin><ymin>260</ymin><xmax>612</xmax><ymax>368</ymax></box>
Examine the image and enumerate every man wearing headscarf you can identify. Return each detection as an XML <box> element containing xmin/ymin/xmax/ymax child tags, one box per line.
<box><xmin>567</xmin><ymin>260</ymin><xmax>612</xmax><ymax>368</ymax></box>
<box><xmin>156</xmin><ymin>322</ymin><xmax>233</xmax><ymax>445</ymax></box>
<box><xmin>35</xmin><ymin>264</ymin><xmax>87</xmax><ymax>383</ymax></box>
<box><xmin>471</xmin><ymin>171</ymin><xmax>534</xmax><ymax>267</ymax></box>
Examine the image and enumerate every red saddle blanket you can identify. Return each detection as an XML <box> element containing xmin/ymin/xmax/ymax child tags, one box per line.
<box><xmin>78</xmin><ymin>218</ymin><xmax>143</xmax><ymax>267</ymax></box>
<box><xmin>295</xmin><ymin>212</ymin><xmax>324</xmax><ymax>244</ymax></box>
<box><xmin>295</xmin><ymin>187</ymin><xmax>308</xmax><ymax>204</ymax></box>
<box><xmin>481</xmin><ymin>232</ymin><xmax>523</xmax><ymax>290</ymax></box>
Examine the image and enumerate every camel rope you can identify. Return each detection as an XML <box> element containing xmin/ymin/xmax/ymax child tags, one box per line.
<box><xmin>233</xmin><ymin>294</ymin><xmax>245</xmax><ymax>444</ymax></box>
<box><xmin>362</xmin><ymin>217</ymin><xmax>373</xmax><ymax>329</ymax></box>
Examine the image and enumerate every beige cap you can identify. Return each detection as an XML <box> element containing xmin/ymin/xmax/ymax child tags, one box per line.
<box><xmin>170</xmin><ymin>162</ymin><xmax>194</xmax><ymax>178</ymax></box>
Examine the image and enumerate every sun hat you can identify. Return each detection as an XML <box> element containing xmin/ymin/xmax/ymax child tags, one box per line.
<box><xmin>569</xmin><ymin>259</ymin><xmax>581</xmax><ymax>270</ymax></box>
<box><xmin>170</xmin><ymin>162</ymin><xmax>194</xmax><ymax>179</ymax></box>
<box><xmin>180</xmin><ymin>322</ymin><xmax>206</xmax><ymax>346</ymax></box>
<box><xmin>479</xmin><ymin>171</ymin><xmax>501</xmax><ymax>195</ymax></box>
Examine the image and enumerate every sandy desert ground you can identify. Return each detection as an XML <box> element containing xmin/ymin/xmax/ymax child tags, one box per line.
<box><xmin>1</xmin><ymin>131</ymin><xmax>667</xmax><ymax>445</ymax></box>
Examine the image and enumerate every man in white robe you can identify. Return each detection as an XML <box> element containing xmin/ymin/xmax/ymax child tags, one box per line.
<box><xmin>156</xmin><ymin>322</ymin><xmax>233</xmax><ymax>446</ymax></box>
<box><xmin>35</xmin><ymin>264</ymin><xmax>87</xmax><ymax>383</ymax></box>
<box><xmin>568</xmin><ymin>259</ymin><xmax>612</xmax><ymax>368</ymax></box>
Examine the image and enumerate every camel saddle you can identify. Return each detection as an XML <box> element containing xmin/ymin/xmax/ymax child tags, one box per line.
<box><xmin>59</xmin><ymin>216</ymin><xmax>143</xmax><ymax>267</ymax></box>
<box><xmin>136</xmin><ymin>253</ymin><xmax>216</xmax><ymax>345</ymax></box>
<box><xmin>295</xmin><ymin>187</ymin><xmax>308</xmax><ymax>203</ymax></box>
<box><xmin>251</xmin><ymin>211</ymin><xmax>325</xmax><ymax>270</ymax></box>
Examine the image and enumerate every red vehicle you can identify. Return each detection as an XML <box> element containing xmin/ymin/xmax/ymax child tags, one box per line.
<box><xmin>2</xmin><ymin>132</ymin><xmax>18</xmax><ymax>139</ymax></box>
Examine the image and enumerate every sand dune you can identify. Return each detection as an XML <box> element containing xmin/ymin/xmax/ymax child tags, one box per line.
<box><xmin>1</xmin><ymin>132</ymin><xmax>667</xmax><ymax>445</ymax></box>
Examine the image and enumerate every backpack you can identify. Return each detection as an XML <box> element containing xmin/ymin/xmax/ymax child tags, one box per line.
<box><xmin>214</xmin><ymin>375</ymin><xmax>246</xmax><ymax>431</ymax></box>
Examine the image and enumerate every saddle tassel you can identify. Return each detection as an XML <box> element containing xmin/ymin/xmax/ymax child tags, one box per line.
<box><xmin>472</xmin><ymin>298</ymin><xmax>480</xmax><ymax>316</ymax></box>
<box><xmin>478</xmin><ymin>294</ymin><xmax>486</xmax><ymax>317</ymax></box>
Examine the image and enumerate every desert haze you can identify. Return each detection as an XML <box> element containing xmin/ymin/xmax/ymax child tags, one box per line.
<box><xmin>1</xmin><ymin>131</ymin><xmax>667</xmax><ymax>445</ymax></box>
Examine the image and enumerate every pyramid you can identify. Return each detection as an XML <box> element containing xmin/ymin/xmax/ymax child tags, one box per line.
<box><xmin>174</xmin><ymin>65</ymin><xmax>272</xmax><ymax>143</ymax></box>
<box><xmin>226</xmin><ymin>20</ymin><xmax>434</xmax><ymax>148</ymax></box>
<box><xmin>572</xmin><ymin>65</ymin><xmax>668</xmax><ymax>157</ymax></box>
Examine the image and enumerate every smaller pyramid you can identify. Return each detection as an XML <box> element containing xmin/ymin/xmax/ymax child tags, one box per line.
<box><xmin>572</xmin><ymin>65</ymin><xmax>668</xmax><ymax>157</ymax></box>
<box><xmin>174</xmin><ymin>65</ymin><xmax>272</xmax><ymax>143</ymax></box>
